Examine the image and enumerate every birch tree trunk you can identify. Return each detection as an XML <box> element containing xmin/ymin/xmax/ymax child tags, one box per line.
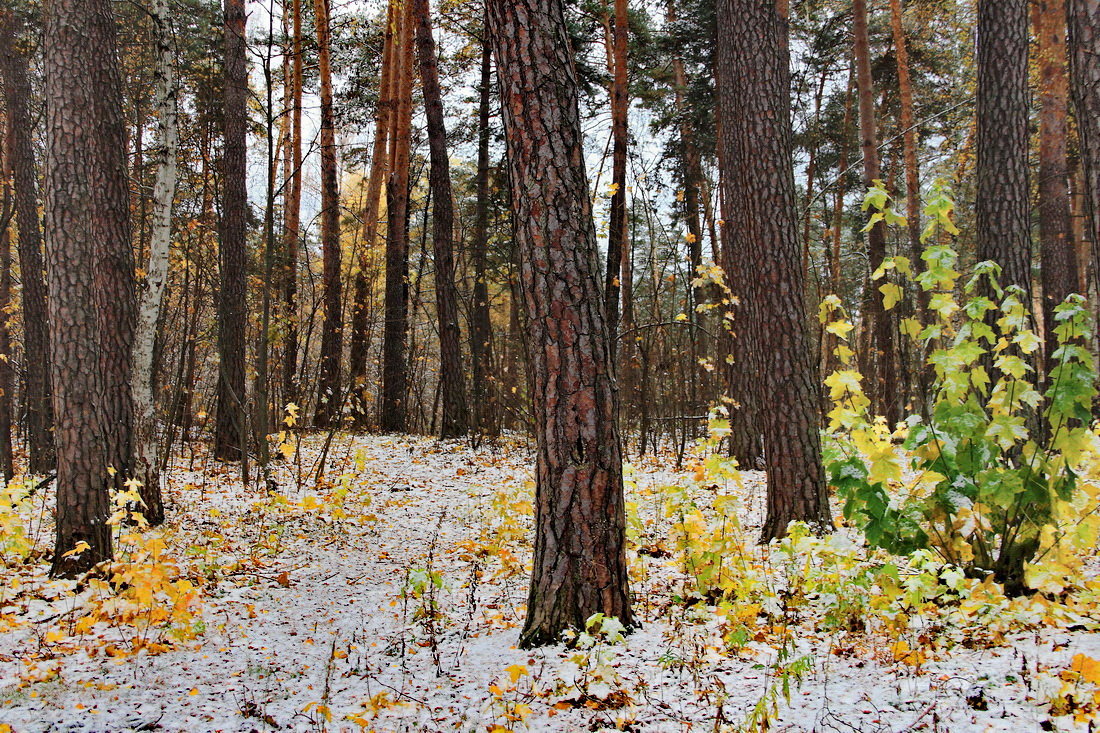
<box><xmin>131</xmin><ymin>0</ymin><xmax>178</xmax><ymax>525</ymax></box>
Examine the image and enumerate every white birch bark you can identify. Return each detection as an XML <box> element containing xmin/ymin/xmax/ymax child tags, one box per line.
<box><xmin>131</xmin><ymin>0</ymin><xmax>178</xmax><ymax>523</ymax></box>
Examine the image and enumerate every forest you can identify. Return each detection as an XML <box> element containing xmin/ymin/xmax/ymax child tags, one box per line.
<box><xmin>0</xmin><ymin>0</ymin><xmax>1099</xmax><ymax>729</ymax></box>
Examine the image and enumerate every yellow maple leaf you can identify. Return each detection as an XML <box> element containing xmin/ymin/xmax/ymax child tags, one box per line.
<box><xmin>505</xmin><ymin>663</ymin><xmax>529</xmax><ymax>683</ymax></box>
<box><xmin>1071</xmin><ymin>654</ymin><xmax>1100</xmax><ymax>686</ymax></box>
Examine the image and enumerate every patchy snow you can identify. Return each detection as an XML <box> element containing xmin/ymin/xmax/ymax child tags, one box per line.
<box><xmin>0</xmin><ymin>433</ymin><xmax>1097</xmax><ymax>732</ymax></box>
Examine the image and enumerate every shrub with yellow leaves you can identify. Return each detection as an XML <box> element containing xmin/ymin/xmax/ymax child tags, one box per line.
<box><xmin>72</xmin><ymin>480</ymin><xmax>203</xmax><ymax>655</ymax></box>
<box><xmin>825</xmin><ymin>183</ymin><xmax>1099</xmax><ymax>594</ymax></box>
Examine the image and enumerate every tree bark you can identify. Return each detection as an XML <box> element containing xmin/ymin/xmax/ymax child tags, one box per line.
<box><xmin>976</xmin><ymin>0</ymin><xmax>1032</xmax><ymax>297</ymax></box>
<box><xmin>853</xmin><ymin>0</ymin><xmax>899</xmax><ymax>426</ymax></box>
<box><xmin>469</xmin><ymin>25</ymin><xmax>498</xmax><ymax>438</ymax></box>
<box><xmin>314</xmin><ymin>0</ymin><xmax>343</xmax><ymax>427</ymax></box>
<box><xmin>487</xmin><ymin>0</ymin><xmax>634</xmax><ymax>647</ymax></box>
<box><xmin>45</xmin><ymin>0</ymin><xmax>136</xmax><ymax>575</ymax></box>
<box><xmin>350</xmin><ymin>0</ymin><xmax>397</xmax><ymax>428</ymax></box>
<box><xmin>131</xmin><ymin>0</ymin><xmax>178</xmax><ymax>524</ymax></box>
<box><xmin>380</xmin><ymin>0</ymin><xmax>414</xmax><ymax>433</ymax></box>
<box><xmin>888</xmin><ymin>0</ymin><xmax>926</xmax><ymax>307</ymax></box>
<box><xmin>1034</xmin><ymin>0</ymin><xmax>1078</xmax><ymax>371</ymax></box>
<box><xmin>1068</xmin><ymin>1</ymin><xmax>1100</xmax><ymax>311</ymax></box>
<box><xmin>604</xmin><ymin>0</ymin><xmax>629</xmax><ymax>360</ymax></box>
<box><xmin>0</xmin><ymin>123</ymin><xmax>14</xmax><ymax>483</ymax></box>
<box><xmin>214</xmin><ymin>0</ymin><xmax>249</xmax><ymax>463</ymax></box>
<box><xmin>717</xmin><ymin>9</ymin><xmax>763</xmax><ymax>469</ymax></box>
<box><xmin>716</xmin><ymin>0</ymin><xmax>831</xmax><ymax>540</ymax></box>
<box><xmin>0</xmin><ymin>7</ymin><xmax>55</xmax><ymax>474</ymax></box>
<box><xmin>413</xmin><ymin>0</ymin><xmax>468</xmax><ymax>438</ymax></box>
<box><xmin>282</xmin><ymin>0</ymin><xmax>303</xmax><ymax>409</ymax></box>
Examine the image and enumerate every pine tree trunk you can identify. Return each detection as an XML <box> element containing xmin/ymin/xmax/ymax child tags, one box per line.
<box><xmin>1034</xmin><ymin>0</ymin><xmax>1079</xmax><ymax>371</ymax></box>
<box><xmin>889</xmin><ymin>0</ymin><xmax>927</xmax><ymax>321</ymax></box>
<box><xmin>487</xmin><ymin>0</ymin><xmax>634</xmax><ymax>647</ymax></box>
<box><xmin>0</xmin><ymin>7</ymin><xmax>55</xmax><ymax>474</ymax></box>
<box><xmin>976</xmin><ymin>0</ymin><xmax>1032</xmax><ymax>297</ymax></box>
<box><xmin>413</xmin><ymin>0</ymin><xmax>468</xmax><ymax>438</ymax></box>
<box><xmin>1068</xmin><ymin>1</ymin><xmax>1100</xmax><ymax>312</ymax></box>
<box><xmin>314</xmin><ymin>0</ymin><xmax>343</xmax><ymax>427</ymax></box>
<box><xmin>668</xmin><ymin>0</ymin><xmax>703</xmax><ymax>428</ymax></box>
<box><xmin>45</xmin><ymin>0</ymin><xmax>136</xmax><ymax>575</ymax></box>
<box><xmin>604</xmin><ymin>0</ymin><xmax>629</xmax><ymax>362</ymax></box>
<box><xmin>716</xmin><ymin>0</ymin><xmax>831</xmax><ymax>540</ymax></box>
<box><xmin>889</xmin><ymin>0</ymin><xmax>923</xmax><ymax>282</ymax></box>
<box><xmin>717</xmin><ymin>15</ymin><xmax>763</xmax><ymax>469</ymax></box>
<box><xmin>823</xmin><ymin>61</ymin><xmax>855</xmax><ymax>386</ymax></box>
<box><xmin>853</xmin><ymin>0</ymin><xmax>899</xmax><ymax>426</ymax></box>
<box><xmin>131</xmin><ymin>0</ymin><xmax>178</xmax><ymax>525</ymax></box>
<box><xmin>380</xmin><ymin>1</ymin><xmax>414</xmax><ymax>433</ymax></box>
<box><xmin>350</xmin><ymin>0</ymin><xmax>397</xmax><ymax>428</ymax></box>
<box><xmin>282</xmin><ymin>0</ymin><xmax>303</xmax><ymax>409</ymax></box>
<box><xmin>0</xmin><ymin>138</ymin><xmax>13</xmax><ymax>483</ymax></box>
<box><xmin>214</xmin><ymin>0</ymin><xmax>249</xmax><ymax>463</ymax></box>
<box><xmin>469</xmin><ymin>27</ymin><xmax>498</xmax><ymax>438</ymax></box>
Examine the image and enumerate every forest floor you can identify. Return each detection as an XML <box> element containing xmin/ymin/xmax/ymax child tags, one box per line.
<box><xmin>0</xmin><ymin>432</ymin><xmax>1098</xmax><ymax>732</ymax></box>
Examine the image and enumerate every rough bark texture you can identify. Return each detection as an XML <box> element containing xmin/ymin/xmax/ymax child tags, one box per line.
<box><xmin>0</xmin><ymin>129</ymin><xmax>14</xmax><ymax>482</ymax></box>
<box><xmin>214</xmin><ymin>0</ymin><xmax>248</xmax><ymax>461</ymax></box>
<box><xmin>487</xmin><ymin>0</ymin><xmax>634</xmax><ymax>647</ymax></box>
<box><xmin>413</xmin><ymin>0</ymin><xmax>468</xmax><ymax>438</ymax></box>
<box><xmin>853</xmin><ymin>0</ymin><xmax>899</xmax><ymax>426</ymax></box>
<box><xmin>1035</xmin><ymin>0</ymin><xmax>1079</xmax><ymax>370</ymax></box>
<box><xmin>314</xmin><ymin>0</ymin><xmax>343</xmax><ymax>427</ymax></box>
<box><xmin>282</xmin><ymin>0</ymin><xmax>303</xmax><ymax>409</ymax></box>
<box><xmin>350</xmin><ymin>0</ymin><xmax>397</xmax><ymax>427</ymax></box>
<box><xmin>380</xmin><ymin>1</ymin><xmax>414</xmax><ymax>433</ymax></box>
<box><xmin>888</xmin><ymin>0</ymin><xmax>926</xmax><ymax>305</ymax></box>
<box><xmin>131</xmin><ymin>0</ymin><xmax>178</xmax><ymax>525</ymax></box>
<box><xmin>1068</xmin><ymin>1</ymin><xmax>1100</xmax><ymax>305</ymax></box>
<box><xmin>469</xmin><ymin>29</ymin><xmax>499</xmax><ymax>438</ymax></box>
<box><xmin>715</xmin><ymin>0</ymin><xmax>831</xmax><ymax>540</ymax></box>
<box><xmin>0</xmin><ymin>8</ymin><xmax>55</xmax><ymax>473</ymax></box>
<box><xmin>604</xmin><ymin>0</ymin><xmax>629</xmax><ymax>358</ymax></box>
<box><xmin>44</xmin><ymin>0</ymin><xmax>136</xmax><ymax>575</ymax></box>
<box><xmin>717</xmin><ymin>14</ymin><xmax>763</xmax><ymax>470</ymax></box>
<box><xmin>976</xmin><ymin>0</ymin><xmax>1032</xmax><ymax>297</ymax></box>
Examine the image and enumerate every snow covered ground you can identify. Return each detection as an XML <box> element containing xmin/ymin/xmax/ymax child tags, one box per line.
<box><xmin>0</xmin><ymin>433</ymin><xmax>1097</xmax><ymax>732</ymax></box>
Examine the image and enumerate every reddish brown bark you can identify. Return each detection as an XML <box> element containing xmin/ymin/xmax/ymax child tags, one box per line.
<box><xmin>314</xmin><ymin>0</ymin><xmax>343</xmax><ymax>427</ymax></box>
<box><xmin>889</xmin><ymin>0</ymin><xmax>926</xmax><ymax>307</ymax></box>
<box><xmin>604</xmin><ymin>0</ymin><xmax>629</xmax><ymax>358</ymax></box>
<box><xmin>1034</xmin><ymin>0</ymin><xmax>1079</xmax><ymax>369</ymax></box>
<box><xmin>487</xmin><ymin>0</ymin><xmax>633</xmax><ymax>647</ymax></box>
<box><xmin>350</xmin><ymin>0</ymin><xmax>398</xmax><ymax>427</ymax></box>
<box><xmin>716</xmin><ymin>0</ymin><xmax>831</xmax><ymax>540</ymax></box>
<box><xmin>45</xmin><ymin>0</ymin><xmax>136</xmax><ymax>575</ymax></box>
<box><xmin>0</xmin><ymin>119</ymin><xmax>14</xmax><ymax>482</ymax></box>
<box><xmin>1068</xmin><ymin>1</ymin><xmax>1100</xmax><ymax>307</ymax></box>
<box><xmin>853</xmin><ymin>0</ymin><xmax>899</xmax><ymax>426</ymax></box>
<box><xmin>380</xmin><ymin>0</ymin><xmax>414</xmax><ymax>432</ymax></box>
